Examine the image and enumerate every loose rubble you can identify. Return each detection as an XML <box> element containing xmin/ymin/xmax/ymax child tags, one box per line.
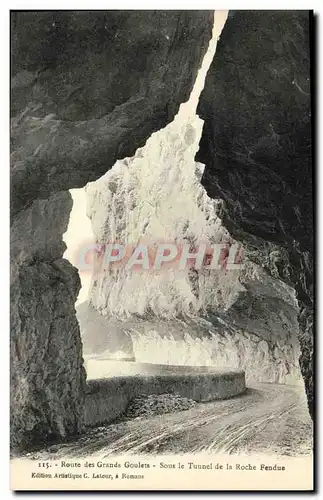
<box><xmin>123</xmin><ymin>393</ymin><xmax>197</xmax><ymax>420</ymax></box>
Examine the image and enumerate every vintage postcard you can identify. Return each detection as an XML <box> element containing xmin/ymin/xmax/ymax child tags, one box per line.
<box><xmin>10</xmin><ymin>9</ymin><xmax>314</xmax><ymax>491</ymax></box>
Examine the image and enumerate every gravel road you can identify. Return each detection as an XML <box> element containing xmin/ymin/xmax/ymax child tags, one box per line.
<box><xmin>29</xmin><ymin>383</ymin><xmax>312</xmax><ymax>459</ymax></box>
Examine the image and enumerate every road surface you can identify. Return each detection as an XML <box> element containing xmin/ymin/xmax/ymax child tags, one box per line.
<box><xmin>28</xmin><ymin>383</ymin><xmax>312</xmax><ymax>458</ymax></box>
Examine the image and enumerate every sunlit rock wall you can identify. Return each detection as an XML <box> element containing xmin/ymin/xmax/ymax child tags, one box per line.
<box><xmin>85</xmin><ymin>110</ymin><xmax>243</xmax><ymax>319</ymax></box>
<box><xmin>81</xmin><ymin>77</ymin><xmax>302</xmax><ymax>385</ymax></box>
<box><xmin>79</xmin><ymin>302</ymin><xmax>301</xmax><ymax>386</ymax></box>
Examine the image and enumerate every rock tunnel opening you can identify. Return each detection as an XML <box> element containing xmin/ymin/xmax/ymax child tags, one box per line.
<box><xmin>62</xmin><ymin>11</ymin><xmax>231</xmax><ymax>379</ymax></box>
<box><xmin>62</xmin><ymin>11</ymin><xmax>304</xmax><ymax>391</ymax></box>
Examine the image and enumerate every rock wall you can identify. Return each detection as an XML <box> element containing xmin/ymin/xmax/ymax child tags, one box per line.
<box><xmin>81</xmin><ymin>105</ymin><xmax>301</xmax><ymax>386</ymax></box>
<box><xmin>78</xmin><ymin>299</ymin><xmax>301</xmax><ymax>386</ymax></box>
<box><xmin>84</xmin><ymin>370</ymin><xmax>246</xmax><ymax>427</ymax></box>
<box><xmin>196</xmin><ymin>11</ymin><xmax>313</xmax><ymax>416</ymax></box>
<box><xmin>10</xmin><ymin>10</ymin><xmax>214</xmax><ymax>451</ymax></box>
<box><xmin>79</xmin><ymin>17</ymin><xmax>302</xmax><ymax>386</ymax></box>
<box><xmin>85</xmin><ymin>111</ymin><xmax>240</xmax><ymax>319</ymax></box>
<box><xmin>11</xmin><ymin>191</ymin><xmax>86</xmax><ymax>449</ymax></box>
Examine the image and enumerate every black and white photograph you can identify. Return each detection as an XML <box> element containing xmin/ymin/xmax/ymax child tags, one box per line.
<box><xmin>9</xmin><ymin>8</ymin><xmax>315</xmax><ymax>491</ymax></box>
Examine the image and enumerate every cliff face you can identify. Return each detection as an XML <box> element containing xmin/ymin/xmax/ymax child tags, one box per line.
<box><xmin>10</xmin><ymin>191</ymin><xmax>86</xmax><ymax>449</ymax></box>
<box><xmin>196</xmin><ymin>11</ymin><xmax>313</xmax><ymax>416</ymax></box>
<box><xmin>85</xmin><ymin>111</ymin><xmax>236</xmax><ymax>319</ymax></box>
<box><xmin>81</xmin><ymin>99</ymin><xmax>301</xmax><ymax>386</ymax></box>
<box><xmin>10</xmin><ymin>10</ymin><xmax>213</xmax><ymax>451</ymax></box>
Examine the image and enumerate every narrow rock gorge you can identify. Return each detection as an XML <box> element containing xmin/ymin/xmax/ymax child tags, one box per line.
<box><xmin>77</xmin><ymin>97</ymin><xmax>301</xmax><ymax>386</ymax></box>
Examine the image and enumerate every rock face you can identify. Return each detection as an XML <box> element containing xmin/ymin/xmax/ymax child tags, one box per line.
<box><xmin>11</xmin><ymin>10</ymin><xmax>213</xmax><ymax>217</ymax></box>
<box><xmin>197</xmin><ymin>11</ymin><xmax>313</xmax><ymax>416</ymax></box>
<box><xmin>85</xmin><ymin>111</ymin><xmax>236</xmax><ymax>320</ymax></box>
<box><xmin>79</xmin><ymin>302</ymin><xmax>301</xmax><ymax>386</ymax></box>
<box><xmin>10</xmin><ymin>192</ymin><xmax>86</xmax><ymax>450</ymax></box>
<box><xmin>80</xmin><ymin>96</ymin><xmax>301</xmax><ymax>386</ymax></box>
<box><xmin>10</xmin><ymin>11</ymin><xmax>213</xmax><ymax>451</ymax></box>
